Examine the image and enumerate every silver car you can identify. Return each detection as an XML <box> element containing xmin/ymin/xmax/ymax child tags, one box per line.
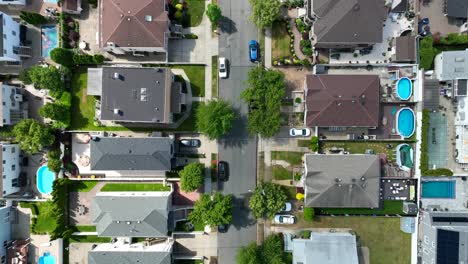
<box><xmin>219</xmin><ymin>57</ymin><xmax>228</xmax><ymax>78</ymax></box>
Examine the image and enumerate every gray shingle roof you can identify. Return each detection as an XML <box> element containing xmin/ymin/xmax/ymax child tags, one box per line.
<box><xmin>304</xmin><ymin>154</ymin><xmax>381</xmax><ymax>208</ymax></box>
<box><xmin>88</xmin><ymin>251</ymin><xmax>171</xmax><ymax>264</ymax></box>
<box><xmin>446</xmin><ymin>0</ymin><xmax>468</xmax><ymax>18</ymax></box>
<box><xmin>90</xmin><ymin>137</ymin><xmax>174</xmax><ymax>171</ymax></box>
<box><xmin>92</xmin><ymin>193</ymin><xmax>171</xmax><ymax>237</ymax></box>
<box><xmin>434</xmin><ymin>49</ymin><xmax>468</xmax><ymax>81</ymax></box>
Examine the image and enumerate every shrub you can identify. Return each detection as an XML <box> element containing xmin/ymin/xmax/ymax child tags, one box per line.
<box><xmin>179</xmin><ymin>163</ymin><xmax>204</xmax><ymax>192</ymax></box>
<box><xmin>20</xmin><ymin>11</ymin><xmax>48</xmax><ymax>25</ymax></box>
<box><xmin>419</xmin><ymin>36</ymin><xmax>437</xmax><ymax>70</ymax></box>
<box><xmin>93</xmin><ymin>54</ymin><xmax>105</xmax><ymax>64</ymax></box>
<box><xmin>304</xmin><ymin>207</ymin><xmax>315</xmax><ymax>221</ymax></box>
<box><xmin>88</xmin><ymin>0</ymin><xmax>97</xmax><ymax>8</ymax></box>
<box><xmin>439</xmin><ymin>33</ymin><xmax>468</xmax><ymax>45</ymax></box>
<box><xmin>294</xmin><ymin>97</ymin><xmax>302</xmax><ymax>104</ymax></box>
<box><xmin>310</xmin><ymin>136</ymin><xmax>319</xmax><ymax>152</ymax></box>
<box><xmin>183</xmin><ymin>33</ymin><xmax>198</xmax><ymax>39</ymax></box>
<box><xmin>295</xmin><ymin>18</ymin><xmax>310</xmax><ymax>33</ymax></box>
<box><xmin>301</xmin><ymin>230</ymin><xmax>311</xmax><ymax>239</ymax></box>
<box><xmin>50</xmin><ymin>48</ymin><xmax>75</xmax><ymax>67</ymax></box>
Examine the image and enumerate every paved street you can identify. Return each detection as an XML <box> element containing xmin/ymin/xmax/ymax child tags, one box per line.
<box><xmin>218</xmin><ymin>0</ymin><xmax>259</xmax><ymax>263</ymax></box>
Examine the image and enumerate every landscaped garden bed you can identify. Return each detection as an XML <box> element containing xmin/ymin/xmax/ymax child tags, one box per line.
<box><xmin>272</xmin><ymin>19</ymin><xmax>310</xmax><ymax>67</ymax></box>
<box><xmin>100</xmin><ymin>183</ymin><xmax>171</xmax><ymax>192</ymax></box>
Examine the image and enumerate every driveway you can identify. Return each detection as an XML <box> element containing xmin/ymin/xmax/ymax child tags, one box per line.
<box><xmin>419</xmin><ymin>0</ymin><xmax>462</xmax><ymax>36</ymax></box>
<box><xmin>173</xmin><ymin>233</ymin><xmax>217</xmax><ymax>259</ymax></box>
<box><xmin>69</xmin><ymin>182</ymin><xmax>105</xmax><ymax>225</ymax></box>
<box><xmin>76</xmin><ymin>0</ymin><xmax>100</xmax><ymax>54</ymax></box>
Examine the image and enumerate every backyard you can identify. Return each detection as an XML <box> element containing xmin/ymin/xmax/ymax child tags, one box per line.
<box><xmin>100</xmin><ymin>183</ymin><xmax>171</xmax><ymax>192</ymax></box>
<box><xmin>20</xmin><ymin>202</ymin><xmax>56</xmax><ymax>234</ymax></box>
<box><xmin>272</xmin><ymin>20</ymin><xmax>292</xmax><ymax>61</ymax></box>
<box><xmin>318</xmin><ymin>141</ymin><xmax>405</xmax><ymax>161</ymax></box>
<box><xmin>318</xmin><ymin>201</ymin><xmax>405</xmax><ymax>216</ymax></box>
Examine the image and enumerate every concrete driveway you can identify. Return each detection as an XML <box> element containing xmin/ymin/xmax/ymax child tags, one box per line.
<box><xmin>419</xmin><ymin>0</ymin><xmax>462</xmax><ymax>36</ymax></box>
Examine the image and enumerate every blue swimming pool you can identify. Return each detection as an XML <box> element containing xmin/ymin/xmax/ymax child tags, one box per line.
<box><xmin>396</xmin><ymin>108</ymin><xmax>415</xmax><ymax>138</ymax></box>
<box><xmin>41</xmin><ymin>26</ymin><xmax>58</xmax><ymax>58</ymax></box>
<box><xmin>36</xmin><ymin>165</ymin><xmax>55</xmax><ymax>195</ymax></box>
<box><xmin>44</xmin><ymin>0</ymin><xmax>58</xmax><ymax>3</ymax></box>
<box><xmin>396</xmin><ymin>77</ymin><xmax>412</xmax><ymax>100</ymax></box>
<box><xmin>38</xmin><ymin>252</ymin><xmax>56</xmax><ymax>264</ymax></box>
<box><xmin>421</xmin><ymin>181</ymin><xmax>456</xmax><ymax>198</ymax></box>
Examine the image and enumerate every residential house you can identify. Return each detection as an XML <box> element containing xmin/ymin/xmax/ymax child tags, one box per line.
<box><xmin>393</xmin><ymin>36</ymin><xmax>417</xmax><ymax>63</ymax></box>
<box><xmin>305</xmin><ymin>0</ymin><xmax>387</xmax><ymax>49</ymax></box>
<box><xmin>1</xmin><ymin>83</ymin><xmax>27</xmax><ymax>127</ymax></box>
<box><xmin>0</xmin><ymin>143</ymin><xmax>20</xmax><ymax>198</ymax></box>
<box><xmin>92</xmin><ymin>188</ymin><xmax>173</xmax><ymax>237</ymax></box>
<box><xmin>0</xmin><ymin>12</ymin><xmax>31</xmax><ymax>63</ymax></box>
<box><xmin>87</xmin><ymin>67</ymin><xmax>183</xmax><ymax>124</ymax></box>
<box><xmin>62</xmin><ymin>0</ymin><xmax>82</xmax><ymax>14</ymax></box>
<box><xmin>0</xmin><ymin>0</ymin><xmax>25</xmax><ymax>6</ymax></box>
<box><xmin>304</xmin><ymin>74</ymin><xmax>380</xmax><ymax>128</ymax></box>
<box><xmin>98</xmin><ymin>0</ymin><xmax>171</xmax><ymax>57</ymax></box>
<box><xmin>0</xmin><ymin>205</ymin><xmax>30</xmax><ymax>264</ymax></box>
<box><xmin>434</xmin><ymin>49</ymin><xmax>468</xmax><ymax>81</ymax></box>
<box><xmin>444</xmin><ymin>0</ymin><xmax>468</xmax><ymax>19</ymax></box>
<box><xmin>292</xmin><ymin>232</ymin><xmax>359</xmax><ymax>264</ymax></box>
<box><xmin>304</xmin><ymin>154</ymin><xmax>381</xmax><ymax>208</ymax></box>
<box><xmin>420</xmin><ymin>211</ymin><xmax>468</xmax><ymax>264</ymax></box>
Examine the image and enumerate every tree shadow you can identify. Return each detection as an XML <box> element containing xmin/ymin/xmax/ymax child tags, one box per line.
<box><xmin>219</xmin><ymin>15</ymin><xmax>238</xmax><ymax>34</ymax></box>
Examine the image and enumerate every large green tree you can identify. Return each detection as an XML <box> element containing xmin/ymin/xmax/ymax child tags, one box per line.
<box><xmin>249</xmin><ymin>182</ymin><xmax>287</xmax><ymax>219</ymax></box>
<box><xmin>20</xmin><ymin>11</ymin><xmax>48</xmax><ymax>25</ymax></box>
<box><xmin>236</xmin><ymin>243</ymin><xmax>261</xmax><ymax>264</ymax></box>
<box><xmin>39</xmin><ymin>102</ymin><xmax>70</xmax><ymax>129</ymax></box>
<box><xmin>179</xmin><ymin>163</ymin><xmax>204</xmax><ymax>192</ymax></box>
<box><xmin>47</xmin><ymin>149</ymin><xmax>62</xmax><ymax>173</ymax></box>
<box><xmin>236</xmin><ymin>235</ymin><xmax>287</xmax><ymax>264</ymax></box>
<box><xmin>188</xmin><ymin>192</ymin><xmax>233</xmax><ymax>226</ymax></box>
<box><xmin>196</xmin><ymin>100</ymin><xmax>236</xmax><ymax>140</ymax></box>
<box><xmin>206</xmin><ymin>3</ymin><xmax>222</xmax><ymax>28</ymax></box>
<box><xmin>242</xmin><ymin>67</ymin><xmax>285</xmax><ymax>137</ymax></box>
<box><xmin>50</xmin><ymin>48</ymin><xmax>75</xmax><ymax>67</ymax></box>
<box><xmin>249</xmin><ymin>0</ymin><xmax>281</xmax><ymax>29</ymax></box>
<box><xmin>25</xmin><ymin>66</ymin><xmax>65</xmax><ymax>98</ymax></box>
<box><xmin>12</xmin><ymin>119</ymin><xmax>55</xmax><ymax>154</ymax></box>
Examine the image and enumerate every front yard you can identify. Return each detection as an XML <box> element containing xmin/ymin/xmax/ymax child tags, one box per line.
<box><xmin>100</xmin><ymin>183</ymin><xmax>171</xmax><ymax>192</ymax></box>
<box><xmin>272</xmin><ymin>20</ymin><xmax>292</xmax><ymax>61</ymax></box>
<box><xmin>271</xmin><ymin>151</ymin><xmax>305</xmax><ymax>166</ymax></box>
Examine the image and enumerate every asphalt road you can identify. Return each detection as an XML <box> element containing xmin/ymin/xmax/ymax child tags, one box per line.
<box><xmin>217</xmin><ymin>0</ymin><xmax>259</xmax><ymax>263</ymax></box>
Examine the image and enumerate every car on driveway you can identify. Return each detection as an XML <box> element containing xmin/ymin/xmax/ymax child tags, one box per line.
<box><xmin>274</xmin><ymin>215</ymin><xmax>296</xmax><ymax>224</ymax></box>
<box><xmin>218</xmin><ymin>161</ymin><xmax>229</xmax><ymax>181</ymax></box>
<box><xmin>180</xmin><ymin>139</ymin><xmax>201</xmax><ymax>148</ymax></box>
<box><xmin>249</xmin><ymin>40</ymin><xmax>258</xmax><ymax>62</ymax></box>
<box><xmin>289</xmin><ymin>128</ymin><xmax>311</xmax><ymax>137</ymax></box>
<box><xmin>280</xmin><ymin>202</ymin><xmax>292</xmax><ymax>212</ymax></box>
<box><xmin>219</xmin><ymin>57</ymin><xmax>228</xmax><ymax>78</ymax></box>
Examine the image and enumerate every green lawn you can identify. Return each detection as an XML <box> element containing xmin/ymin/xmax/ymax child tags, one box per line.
<box><xmin>271</xmin><ymin>151</ymin><xmax>305</xmax><ymax>166</ymax></box>
<box><xmin>70</xmin><ymin>181</ymin><xmax>98</xmax><ymax>192</ymax></box>
<box><xmin>302</xmin><ymin>216</ymin><xmax>411</xmax><ymax>264</ymax></box>
<box><xmin>211</xmin><ymin>56</ymin><xmax>218</xmax><ymax>98</ymax></box>
<box><xmin>272</xmin><ymin>20</ymin><xmax>292</xmax><ymax>60</ymax></box>
<box><xmin>174</xmin><ymin>260</ymin><xmax>204</xmax><ymax>264</ymax></box>
<box><xmin>297</xmin><ymin>140</ymin><xmax>310</xmax><ymax>148</ymax></box>
<box><xmin>23</xmin><ymin>202</ymin><xmax>57</xmax><ymax>233</ymax></box>
<box><xmin>174</xmin><ymin>65</ymin><xmax>205</xmax><ymax>97</ymax></box>
<box><xmin>320</xmin><ymin>141</ymin><xmax>404</xmax><ymax>161</ymax></box>
<box><xmin>272</xmin><ymin>165</ymin><xmax>291</xmax><ymax>180</ymax></box>
<box><xmin>100</xmin><ymin>183</ymin><xmax>171</xmax><ymax>192</ymax></box>
<box><xmin>174</xmin><ymin>220</ymin><xmax>205</xmax><ymax>232</ymax></box>
<box><xmin>318</xmin><ymin>201</ymin><xmax>405</xmax><ymax>215</ymax></box>
<box><xmin>181</xmin><ymin>0</ymin><xmax>205</xmax><ymax>28</ymax></box>
<box><xmin>73</xmin><ymin>225</ymin><xmax>96</xmax><ymax>232</ymax></box>
<box><xmin>279</xmin><ymin>185</ymin><xmax>296</xmax><ymax>200</ymax></box>
<box><xmin>69</xmin><ymin>235</ymin><xmax>111</xmax><ymax>243</ymax></box>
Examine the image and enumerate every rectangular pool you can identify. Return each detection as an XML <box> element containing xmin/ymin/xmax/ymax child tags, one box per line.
<box><xmin>421</xmin><ymin>181</ymin><xmax>455</xmax><ymax>198</ymax></box>
<box><xmin>41</xmin><ymin>26</ymin><xmax>58</xmax><ymax>58</ymax></box>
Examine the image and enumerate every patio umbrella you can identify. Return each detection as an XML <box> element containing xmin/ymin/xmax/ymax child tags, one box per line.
<box><xmin>79</xmin><ymin>155</ymin><xmax>90</xmax><ymax>167</ymax></box>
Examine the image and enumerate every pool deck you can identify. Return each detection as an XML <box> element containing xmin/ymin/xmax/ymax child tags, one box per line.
<box><xmin>420</xmin><ymin>176</ymin><xmax>468</xmax><ymax>211</ymax></box>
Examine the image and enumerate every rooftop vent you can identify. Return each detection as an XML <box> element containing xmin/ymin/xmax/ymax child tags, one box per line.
<box><xmin>361</xmin><ymin>183</ymin><xmax>367</xmax><ymax>188</ymax></box>
<box><xmin>113</xmin><ymin>72</ymin><xmax>120</xmax><ymax>79</ymax></box>
<box><xmin>361</xmin><ymin>177</ymin><xmax>366</xmax><ymax>181</ymax></box>
<box><xmin>145</xmin><ymin>15</ymin><xmax>152</xmax><ymax>22</ymax></box>
<box><xmin>140</xmin><ymin>95</ymin><xmax>147</xmax><ymax>102</ymax></box>
<box><xmin>113</xmin><ymin>108</ymin><xmax>120</xmax><ymax>115</ymax></box>
<box><xmin>116</xmin><ymin>221</ymin><xmax>120</xmax><ymax>223</ymax></box>
<box><xmin>127</xmin><ymin>17</ymin><xmax>131</xmax><ymax>21</ymax></box>
<box><xmin>141</xmin><ymin>88</ymin><xmax>147</xmax><ymax>95</ymax></box>
<box><xmin>455</xmin><ymin>57</ymin><xmax>465</xmax><ymax>62</ymax></box>
<box><xmin>335</xmin><ymin>178</ymin><xmax>342</xmax><ymax>183</ymax></box>
<box><xmin>126</xmin><ymin>221</ymin><xmax>131</xmax><ymax>225</ymax></box>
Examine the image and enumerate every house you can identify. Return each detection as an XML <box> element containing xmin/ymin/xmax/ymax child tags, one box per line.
<box><xmin>88</xmin><ymin>240</ymin><xmax>173</xmax><ymax>264</ymax></box>
<box><xmin>434</xmin><ymin>49</ymin><xmax>468</xmax><ymax>81</ymax></box>
<box><xmin>87</xmin><ymin>67</ymin><xmax>183</xmax><ymax>124</ymax></box>
<box><xmin>305</xmin><ymin>0</ymin><xmax>387</xmax><ymax>49</ymax></box>
<box><xmin>0</xmin><ymin>0</ymin><xmax>25</xmax><ymax>6</ymax></box>
<box><xmin>1</xmin><ymin>83</ymin><xmax>27</xmax><ymax>127</ymax></box>
<box><xmin>62</xmin><ymin>0</ymin><xmax>82</xmax><ymax>14</ymax></box>
<box><xmin>304</xmin><ymin>154</ymin><xmax>381</xmax><ymax>208</ymax></box>
<box><xmin>292</xmin><ymin>232</ymin><xmax>359</xmax><ymax>264</ymax></box>
<box><xmin>445</xmin><ymin>0</ymin><xmax>468</xmax><ymax>19</ymax></box>
<box><xmin>0</xmin><ymin>205</ymin><xmax>30</xmax><ymax>264</ymax></box>
<box><xmin>0</xmin><ymin>143</ymin><xmax>21</xmax><ymax>198</ymax></box>
<box><xmin>92</xmin><ymin>189</ymin><xmax>172</xmax><ymax>237</ymax></box>
<box><xmin>98</xmin><ymin>0</ymin><xmax>170</xmax><ymax>56</ymax></box>
<box><xmin>0</xmin><ymin>12</ymin><xmax>31</xmax><ymax>62</ymax></box>
<box><xmin>393</xmin><ymin>36</ymin><xmax>417</xmax><ymax>63</ymax></box>
<box><xmin>420</xmin><ymin>211</ymin><xmax>468</xmax><ymax>264</ymax></box>
<box><xmin>304</xmin><ymin>74</ymin><xmax>380</xmax><ymax>128</ymax></box>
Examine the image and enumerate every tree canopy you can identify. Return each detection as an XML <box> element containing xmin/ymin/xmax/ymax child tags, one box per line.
<box><xmin>25</xmin><ymin>66</ymin><xmax>65</xmax><ymax>98</ymax></box>
<box><xmin>12</xmin><ymin>119</ymin><xmax>55</xmax><ymax>154</ymax></box>
<box><xmin>242</xmin><ymin>67</ymin><xmax>285</xmax><ymax>137</ymax></box>
<box><xmin>179</xmin><ymin>163</ymin><xmax>204</xmax><ymax>192</ymax></box>
<box><xmin>236</xmin><ymin>235</ymin><xmax>287</xmax><ymax>264</ymax></box>
<box><xmin>196</xmin><ymin>100</ymin><xmax>236</xmax><ymax>139</ymax></box>
<box><xmin>50</xmin><ymin>48</ymin><xmax>75</xmax><ymax>67</ymax></box>
<box><xmin>206</xmin><ymin>4</ymin><xmax>222</xmax><ymax>28</ymax></box>
<box><xmin>249</xmin><ymin>182</ymin><xmax>287</xmax><ymax>219</ymax></box>
<box><xmin>188</xmin><ymin>192</ymin><xmax>233</xmax><ymax>227</ymax></box>
<box><xmin>39</xmin><ymin>102</ymin><xmax>71</xmax><ymax>129</ymax></box>
<box><xmin>20</xmin><ymin>11</ymin><xmax>48</xmax><ymax>26</ymax></box>
<box><xmin>47</xmin><ymin>149</ymin><xmax>62</xmax><ymax>173</ymax></box>
<box><xmin>249</xmin><ymin>0</ymin><xmax>281</xmax><ymax>29</ymax></box>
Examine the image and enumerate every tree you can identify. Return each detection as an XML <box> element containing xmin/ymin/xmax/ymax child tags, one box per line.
<box><xmin>12</xmin><ymin>119</ymin><xmax>55</xmax><ymax>154</ymax></box>
<box><xmin>50</xmin><ymin>48</ymin><xmax>75</xmax><ymax>67</ymax></box>
<box><xmin>206</xmin><ymin>3</ymin><xmax>222</xmax><ymax>28</ymax></box>
<box><xmin>196</xmin><ymin>100</ymin><xmax>236</xmax><ymax>139</ymax></box>
<box><xmin>39</xmin><ymin>102</ymin><xmax>70</xmax><ymax>129</ymax></box>
<box><xmin>249</xmin><ymin>182</ymin><xmax>287</xmax><ymax>219</ymax></box>
<box><xmin>236</xmin><ymin>235</ymin><xmax>287</xmax><ymax>264</ymax></box>
<box><xmin>242</xmin><ymin>68</ymin><xmax>285</xmax><ymax>137</ymax></box>
<box><xmin>236</xmin><ymin>243</ymin><xmax>261</xmax><ymax>264</ymax></box>
<box><xmin>179</xmin><ymin>163</ymin><xmax>204</xmax><ymax>192</ymax></box>
<box><xmin>419</xmin><ymin>36</ymin><xmax>437</xmax><ymax>70</ymax></box>
<box><xmin>26</xmin><ymin>66</ymin><xmax>65</xmax><ymax>98</ymax></box>
<box><xmin>310</xmin><ymin>136</ymin><xmax>319</xmax><ymax>152</ymax></box>
<box><xmin>47</xmin><ymin>156</ymin><xmax>62</xmax><ymax>173</ymax></box>
<box><xmin>303</xmin><ymin>207</ymin><xmax>315</xmax><ymax>221</ymax></box>
<box><xmin>249</xmin><ymin>0</ymin><xmax>281</xmax><ymax>29</ymax></box>
<box><xmin>20</xmin><ymin>11</ymin><xmax>48</xmax><ymax>25</ymax></box>
<box><xmin>188</xmin><ymin>192</ymin><xmax>233</xmax><ymax>226</ymax></box>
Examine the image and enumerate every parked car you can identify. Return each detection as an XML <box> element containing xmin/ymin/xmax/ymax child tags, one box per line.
<box><xmin>218</xmin><ymin>161</ymin><xmax>229</xmax><ymax>181</ymax></box>
<box><xmin>219</xmin><ymin>57</ymin><xmax>228</xmax><ymax>78</ymax></box>
<box><xmin>180</xmin><ymin>139</ymin><xmax>201</xmax><ymax>148</ymax></box>
<box><xmin>218</xmin><ymin>224</ymin><xmax>228</xmax><ymax>233</ymax></box>
<box><xmin>249</xmin><ymin>40</ymin><xmax>258</xmax><ymax>62</ymax></box>
<box><xmin>274</xmin><ymin>215</ymin><xmax>296</xmax><ymax>224</ymax></box>
<box><xmin>280</xmin><ymin>202</ymin><xmax>292</xmax><ymax>212</ymax></box>
<box><xmin>289</xmin><ymin>128</ymin><xmax>311</xmax><ymax>137</ymax></box>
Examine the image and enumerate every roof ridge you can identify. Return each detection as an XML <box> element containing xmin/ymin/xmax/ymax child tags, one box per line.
<box><xmin>133</xmin><ymin>17</ymin><xmax>164</xmax><ymax>47</ymax></box>
<box><xmin>105</xmin><ymin>0</ymin><xmax>127</xmax><ymax>46</ymax></box>
<box><xmin>357</xmin><ymin>77</ymin><xmax>379</xmax><ymax>125</ymax></box>
<box><xmin>315</xmin><ymin>0</ymin><xmax>357</xmax><ymax>41</ymax></box>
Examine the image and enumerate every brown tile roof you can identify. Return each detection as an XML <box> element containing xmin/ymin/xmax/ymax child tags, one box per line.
<box><xmin>305</xmin><ymin>74</ymin><xmax>380</xmax><ymax>127</ymax></box>
<box><xmin>99</xmin><ymin>0</ymin><xmax>169</xmax><ymax>48</ymax></box>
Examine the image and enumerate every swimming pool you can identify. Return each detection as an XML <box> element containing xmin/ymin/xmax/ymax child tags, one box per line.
<box><xmin>44</xmin><ymin>0</ymin><xmax>58</xmax><ymax>3</ymax></box>
<box><xmin>36</xmin><ymin>165</ymin><xmax>55</xmax><ymax>195</ymax></box>
<box><xmin>39</xmin><ymin>252</ymin><xmax>55</xmax><ymax>264</ymax></box>
<box><xmin>421</xmin><ymin>181</ymin><xmax>456</xmax><ymax>198</ymax></box>
<box><xmin>396</xmin><ymin>144</ymin><xmax>413</xmax><ymax>171</ymax></box>
<box><xmin>396</xmin><ymin>77</ymin><xmax>412</xmax><ymax>100</ymax></box>
<box><xmin>396</xmin><ymin>107</ymin><xmax>415</xmax><ymax>138</ymax></box>
<box><xmin>41</xmin><ymin>26</ymin><xmax>58</xmax><ymax>58</ymax></box>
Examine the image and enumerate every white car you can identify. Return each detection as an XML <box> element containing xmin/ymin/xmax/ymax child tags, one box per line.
<box><xmin>274</xmin><ymin>215</ymin><xmax>296</xmax><ymax>224</ymax></box>
<box><xmin>219</xmin><ymin>57</ymin><xmax>228</xmax><ymax>78</ymax></box>
<box><xmin>289</xmin><ymin>128</ymin><xmax>311</xmax><ymax>137</ymax></box>
<box><xmin>281</xmin><ymin>202</ymin><xmax>292</xmax><ymax>212</ymax></box>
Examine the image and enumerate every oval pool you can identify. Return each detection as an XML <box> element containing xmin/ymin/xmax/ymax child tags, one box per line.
<box><xmin>396</xmin><ymin>108</ymin><xmax>415</xmax><ymax>138</ymax></box>
<box><xmin>396</xmin><ymin>144</ymin><xmax>413</xmax><ymax>171</ymax></box>
<box><xmin>36</xmin><ymin>165</ymin><xmax>55</xmax><ymax>195</ymax></box>
<box><xmin>396</xmin><ymin>77</ymin><xmax>412</xmax><ymax>100</ymax></box>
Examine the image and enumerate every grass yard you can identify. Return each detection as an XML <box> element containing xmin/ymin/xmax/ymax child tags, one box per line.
<box><xmin>100</xmin><ymin>183</ymin><xmax>171</xmax><ymax>192</ymax></box>
<box><xmin>211</xmin><ymin>56</ymin><xmax>218</xmax><ymax>98</ymax></box>
<box><xmin>70</xmin><ymin>181</ymin><xmax>98</xmax><ymax>192</ymax></box>
<box><xmin>299</xmin><ymin>216</ymin><xmax>411</xmax><ymax>264</ymax></box>
<box><xmin>69</xmin><ymin>235</ymin><xmax>111</xmax><ymax>243</ymax></box>
<box><xmin>280</xmin><ymin>185</ymin><xmax>296</xmax><ymax>200</ymax></box>
<box><xmin>182</xmin><ymin>0</ymin><xmax>205</xmax><ymax>28</ymax></box>
<box><xmin>272</xmin><ymin>165</ymin><xmax>291</xmax><ymax>180</ymax></box>
<box><xmin>174</xmin><ymin>220</ymin><xmax>205</xmax><ymax>232</ymax></box>
<box><xmin>272</xmin><ymin>20</ymin><xmax>292</xmax><ymax>60</ymax></box>
<box><xmin>271</xmin><ymin>151</ymin><xmax>305</xmax><ymax>166</ymax></box>
<box><xmin>177</xmin><ymin>102</ymin><xmax>199</xmax><ymax>132</ymax></box>
<box><xmin>318</xmin><ymin>201</ymin><xmax>405</xmax><ymax>216</ymax></box>
<box><xmin>174</xmin><ymin>65</ymin><xmax>205</xmax><ymax>97</ymax></box>
<box><xmin>22</xmin><ymin>202</ymin><xmax>57</xmax><ymax>233</ymax></box>
<box><xmin>174</xmin><ymin>260</ymin><xmax>204</xmax><ymax>264</ymax></box>
<box><xmin>73</xmin><ymin>225</ymin><xmax>96</xmax><ymax>232</ymax></box>
<box><xmin>320</xmin><ymin>141</ymin><xmax>404</xmax><ymax>161</ymax></box>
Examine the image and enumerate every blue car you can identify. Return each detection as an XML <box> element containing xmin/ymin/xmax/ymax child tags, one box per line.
<box><xmin>249</xmin><ymin>40</ymin><xmax>258</xmax><ymax>62</ymax></box>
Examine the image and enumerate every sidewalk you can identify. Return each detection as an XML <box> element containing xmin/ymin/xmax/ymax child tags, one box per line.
<box><xmin>265</xmin><ymin>27</ymin><xmax>272</xmax><ymax>68</ymax></box>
